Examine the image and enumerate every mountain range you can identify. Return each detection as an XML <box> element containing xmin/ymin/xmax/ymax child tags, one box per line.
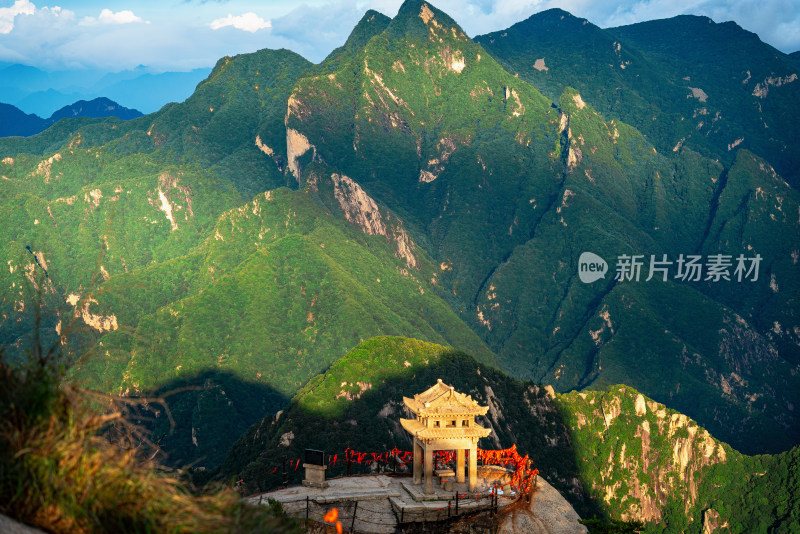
<box><xmin>0</xmin><ymin>64</ymin><xmax>211</xmax><ymax>116</ymax></box>
<box><xmin>0</xmin><ymin>97</ymin><xmax>142</xmax><ymax>138</ymax></box>
<box><xmin>0</xmin><ymin>0</ymin><xmax>798</xmax><ymax>530</ymax></box>
<box><xmin>476</xmin><ymin>9</ymin><xmax>800</xmax><ymax>189</ymax></box>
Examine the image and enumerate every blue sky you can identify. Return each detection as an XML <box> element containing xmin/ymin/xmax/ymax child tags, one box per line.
<box><xmin>1</xmin><ymin>0</ymin><xmax>798</xmax><ymax>71</ymax></box>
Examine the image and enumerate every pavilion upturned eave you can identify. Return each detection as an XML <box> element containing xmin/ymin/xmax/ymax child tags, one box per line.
<box><xmin>400</xmin><ymin>418</ymin><xmax>491</xmax><ymax>440</ymax></box>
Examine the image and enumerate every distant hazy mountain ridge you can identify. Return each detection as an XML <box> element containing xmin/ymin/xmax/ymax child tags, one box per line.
<box><xmin>0</xmin><ymin>63</ymin><xmax>211</xmax><ymax>116</ymax></box>
<box><xmin>0</xmin><ymin>97</ymin><xmax>142</xmax><ymax>138</ymax></box>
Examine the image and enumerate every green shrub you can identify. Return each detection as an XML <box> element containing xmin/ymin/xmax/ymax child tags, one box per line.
<box><xmin>0</xmin><ymin>346</ymin><xmax>299</xmax><ymax>533</ymax></box>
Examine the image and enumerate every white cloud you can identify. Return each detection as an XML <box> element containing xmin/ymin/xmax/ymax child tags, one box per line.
<box><xmin>81</xmin><ymin>8</ymin><xmax>147</xmax><ymax>26</ymax></box>
<box><xmin>98</xmin><ymin>9</ymin><xmax>144</xmax><ymax>25</ymax></box>
<box><xmin>0</xmin><ymin>0</ymin><xmax>35</xmax><ymax>34</ymax></box>
<box><xmin>266</xmin><ymin>1</ymin><xmax>371</xmax><ymax>61</ymax></box>
<box><xmin>209</xmin><ymin>12</ymin><xmax>271</xmax><ymax>32</ymax></box>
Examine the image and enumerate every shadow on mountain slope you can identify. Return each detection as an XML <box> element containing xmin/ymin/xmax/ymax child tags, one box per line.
<box><xmin>140</xmin><ymin>370</ymin><xmax>289</xmax><ymax>470</ymax></box>
<box><xmin>214</xmin><ymin>337</ymin><xmax>598</xmax><ymax>517</ymax></box>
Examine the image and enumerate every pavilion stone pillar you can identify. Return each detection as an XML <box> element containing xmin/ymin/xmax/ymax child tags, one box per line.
<box><xmin>468</xmin><ymin>443</ymin><xmax>478</xmax><ymax>493</ymax></box>
<box><xmin>413</xmin><ymin>439</ymin><xmax>423</xmax><ymax>485</ymax></box>
<box><xmin>456</xmin><ymin>448</ymin><xmax>465</xmax><ymax>483</ymax></box>
<box><xmin>424</xmin><ymin>443</ymin><xmax>434</xmax><ymax>495</ymax></box>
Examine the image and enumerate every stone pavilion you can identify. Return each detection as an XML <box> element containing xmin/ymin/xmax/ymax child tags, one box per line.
<box><xmin>400</xmin><ymin>379</ymin><xmax>491</xmax><ymax>494</ymax></box>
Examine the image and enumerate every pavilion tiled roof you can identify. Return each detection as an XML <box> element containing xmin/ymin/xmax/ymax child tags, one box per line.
<box><xmin>403</xmin><ymin>379</ymin><xmax>489</xmax><ymax>416</ymax></box>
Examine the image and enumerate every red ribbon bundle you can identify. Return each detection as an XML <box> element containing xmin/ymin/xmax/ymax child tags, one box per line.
<box><xmin>262</xmin><ymin>443</ymin><xmax>539</xmax><ymax>491</ymax></box>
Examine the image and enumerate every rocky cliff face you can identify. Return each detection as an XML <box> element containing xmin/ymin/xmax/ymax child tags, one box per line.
<box><xmin>554</xmin><ymin>385</ymin><xmax>800</xmax><ymax>530</ymax></box>
<box><xmin>0</xmin><ymin>514</ymin><xmax>47</xmax><ymax>534</ymax></box>
<box><xmin>558</xmin><ymin>386</ymin><xmax>728</xmax><ymax>523</ymax></box>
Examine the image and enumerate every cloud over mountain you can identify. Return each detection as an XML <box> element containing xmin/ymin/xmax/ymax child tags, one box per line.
<box><xmin>208</xmin><ymin>12</ymin><xmax>271</xmax><ymax>32</ymax></box>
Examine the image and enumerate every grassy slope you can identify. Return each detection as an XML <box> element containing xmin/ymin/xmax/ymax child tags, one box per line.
<box><xmin>0</xmin><ymin>353</ymin><xmax>299</xmax><ymax>534</ymax></box>
<box><xmin>71</xmin><ymin>188</ymin><xmax>493</xmax><ymax>467</ymax></box>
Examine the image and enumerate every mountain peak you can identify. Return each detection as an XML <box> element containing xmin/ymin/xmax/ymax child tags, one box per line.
<box><xmin>534</xmin><ymin>8</ymin><xmax>580</xmax><ymax>19</ymax></box>
<box><xmin>517</xmin><ymin>8</ymin><xmax>594</xmax><ymax>30</ymax></box>
<box><xmin>386</xmin><ymin>0</ymin><xmax>467</xmax><ymax>42</ymax></box>
<box><xmin>362</xmin><ymin>9</ymin><xmax>388</xmax><ymax>21</ymax></box>
<box><xmin>476</xmin><ymin>7</ymin><xmax>599</xmax><ymax>47</ymax></box>
<box><xmin>322</xmin><ymin>9</ymin><xmax>391</xmax><ymax>65</ymax></box>
<box><xmin>48</xmin><ymin>97</ymin><xmax>142</xmax><ymax>121</ymax></box>
<box><xmin>346</xmin><ymin>9</ymin><xmax>392</xmax><ymax>48</ymax></box>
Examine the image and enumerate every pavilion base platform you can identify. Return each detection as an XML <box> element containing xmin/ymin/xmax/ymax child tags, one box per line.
<box><xmin>400</xmin><ymin>478</ymin><xmax>493</xmax><ymax>502</ymax></box>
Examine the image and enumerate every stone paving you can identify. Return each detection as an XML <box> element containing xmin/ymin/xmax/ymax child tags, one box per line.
<box><xmin>247</xmin><ymin>469</ymin><xmax>518</xmax><ymax>533</ymax></box>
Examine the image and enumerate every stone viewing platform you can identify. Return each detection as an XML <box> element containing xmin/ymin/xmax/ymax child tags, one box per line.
<box><xmin>247</xmin><ymin>469</ymin><xmax>518</xmax><ymax>534</ymax></box>
<box><xmin>247</xmin><ymin>471</ymin><xmax>586</xmax><ymax>534</ymax></box>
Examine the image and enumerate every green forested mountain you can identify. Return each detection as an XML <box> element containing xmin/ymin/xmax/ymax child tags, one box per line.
<box><xmin>476</xmin><ymin>9</ymin><xmax>800</xmax><ymax>188</ymax></box>
<box><xmin>280</xmin><ymin>0</ymin><xmax>800</xmax><ymax>454</ymax></box>
<box><xmin>0</xmin><ymin>0</ymin><xmax>798</xmax><ymax>523</ymax></box>
<box><xmin>85</xmin><ymin>185</ymin><xmax>494</xmax><ymax>467</ymax></box>
<box><xmin>558</xmin><ymin>384</ymin><xmax>800</xmax><ymax>532</ymax></box>
<box><xmin>0</xmin><ymin>146</ymin><xmax>493</xmax><ymax>467</ymax></box>
<box><xmin>0</xmin><ymin>30</ymin><xmax>492</xmax><ymax>467</ymax></box>
<box><xmin>1</xmin><ymin>48</ymin><xmax>314</xmax><ymax>197</ymax></box>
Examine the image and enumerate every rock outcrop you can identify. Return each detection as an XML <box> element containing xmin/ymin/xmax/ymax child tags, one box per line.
<box><xmin>0</xmin><ymin>515</ymin><xmax>46</xmax><ymax>534</ymax></box>
<box><xmin>497</xmin><ymin>477</ymin><xmax>588</xmax><ymax>534</ymax></box>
